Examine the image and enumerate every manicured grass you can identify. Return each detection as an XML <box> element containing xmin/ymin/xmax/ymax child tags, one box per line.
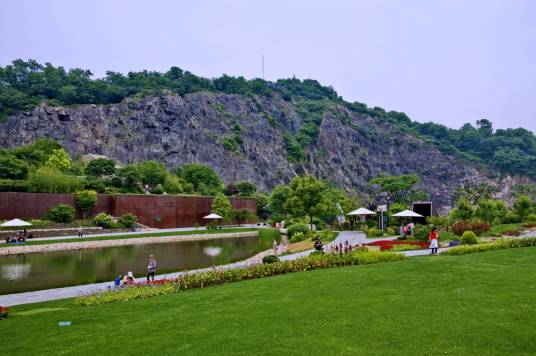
<box><xmin>1</xmin><ymin>248</ymin><xmax>535</xmax><ymax>355</ymax></box>
<box><xmin>0</xmin><ymin>228</ymin><xmax>258</xmax><ymax>248</ymax></box>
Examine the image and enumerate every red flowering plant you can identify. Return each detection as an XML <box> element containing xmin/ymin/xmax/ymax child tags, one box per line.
<box><xmin>365</xmin><ymin>240</ymin><xmax>428</xmax><ymax>251</ymax></box>
<box><xmin>0</xmin><ymin>306</ymin><xmax>8</xmax><ymax>319</ymax></box>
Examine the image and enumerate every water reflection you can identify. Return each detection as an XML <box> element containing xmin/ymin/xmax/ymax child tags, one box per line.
<box><xmin>0</xmin><ymin>235</ymin><xmax>268</xmax><ymax>294</ymax></box>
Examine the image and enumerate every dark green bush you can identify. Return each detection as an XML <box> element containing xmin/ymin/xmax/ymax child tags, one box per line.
<box><xmin>286</xmin><ymin>223</ymin><xmax>309</xmax><ymax>238</ymax></box>
<box><xmin>94</xmin><ymin>212</ymin><xmax>114</xmax><ymax>228</ymax></box>
<box><xmin>150</xmin><ymin>184</ymin><xmax>164</xmax><ymax>195</ymax></box>
<box><xmin>413</xmin><ymin>224</ymin><xmax>431</xmax><ymax>242</ymax></box>
<box><xmin>0</xmin><ymin>179</ymin><xmax>28</xmax><ymax>192</ymax></box>
<box><xmin>444</xmin><ymin>237</ymin><xmax>536</xmax><ymax>255</ymax></box>
<box><xmin>262</xmin><ymin>255</ymin><xmax>279</xmax><ymax>264</ymax></box>
<box><xmin>119</xmin><ymin>213</ymin><xmax>138</xmax><ymax>228</ymax></box>
<box><xmin>45</xmin><ymin>203</ymin><xmax>75</xmax><ymax>223</ymax></box>
<box><xmin>460</xmin><ymin>231</ymin><xmax>478</xmax><ymax>245</ymax></box>
<box><xmin>366</xmin><ymin>227</ymin><xmax>384</xmax><ymax>238</ymax></box>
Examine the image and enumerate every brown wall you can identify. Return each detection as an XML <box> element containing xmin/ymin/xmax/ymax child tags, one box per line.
<box><xmin>0</xmin><ymin>192</ymin><xmax>256</xmax><ymax>228</ymax></box>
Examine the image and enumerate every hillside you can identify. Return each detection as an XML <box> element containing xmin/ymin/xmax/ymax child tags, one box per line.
<box><xmin>0</xmin><ymin>60</ymin><xmax>534</xmax><ymax>208</ymax></box>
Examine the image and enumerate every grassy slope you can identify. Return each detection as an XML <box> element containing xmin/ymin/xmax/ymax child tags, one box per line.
<box><xmin>1</xmin><ymin>248</ymin><xmax>535</xmax><ymax>355</ymax></box>
<box><xmin>0</xmin><ymin>228</ymin><xmax>258</xmax><ymax>248</ymax></box>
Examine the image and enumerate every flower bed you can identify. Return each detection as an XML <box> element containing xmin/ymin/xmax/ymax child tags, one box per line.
<box><xmin>75</xmin><ymin>251</ymin><xmax>407</xmax><ymax>306</ymax></box>
<box><xmin>366</xmin><ymin>240</ymin><xmax>429</xmax><ymax>251</ymax></box>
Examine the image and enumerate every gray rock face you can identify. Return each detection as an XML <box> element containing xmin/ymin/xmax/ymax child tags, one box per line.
<box><xmin>0</xmin><ymin>92</ymin><xmax>524</xmax><ymax>208</ymax></box>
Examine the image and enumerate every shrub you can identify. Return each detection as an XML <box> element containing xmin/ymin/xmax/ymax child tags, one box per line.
<box><xmin>386</xmin><ymin>227</ymin><xmax>395</xmax><ymax>236</ymax></box>
<box><xmin>119</xmin><ymin>213</ymin><xmax>138</xmax><ymax>228</ymax></box>
<box><xmin>452</xmin><ymin>221</ymin><xmax>490</xmax><ymax>236</ymax></box>
<box><xmin>289</xmin><ymin>232</ymin><xmax>306</xmax><ymax>243</ymax></box>
<box><xmin>94</xmin><ymin>212</ymin><xmax>114</xmax><ymax>228</ymax></box>
<box><xmin>0</xmin><ymin>305</ymin><xmax>8</xmax><ymax>319</ymax></box>
<box><xmin>525</xmin><ymin>214</ymin><xmax>536</xmax><ymax>223</ymax></box>
<box><xmin>150</xmin><ymin>184</ymin><xmax>164</xmax><ymax>195</ymax></box>
<box><xmin>76</xmin><ymin>190</ymin><xmax>97</xmax><ymax>218</ymax></box>
<box><xmin>75</xmin><ymin>250</ymin><xmax>407</xmax><ymax>306</ymax></box>
<box><xmin>45</xmin><ymin>203</ymin><xmax>75</xmax><ymax>223</ymax></box>
<box><xmin>443</xmin><ymin>237</ymin><xmax>536</xmax><ymax>255</ymax></box>
<box><xmin>286</xmin><ymin>223</ymin><xmax>309</xmax><ymax>238</ymax></box>
<box><xmin>28</xmin><ymin>167</ymin><xmax>83</xmax><ymax>193</ymax></box>
<box><xmin>366</xmin><ymin>227</ymin><xmax>384</xmax><ymax>237</ymax></box>
<box><xmin>319</xmin><ymin>230</ymin><xmax>336</xmax><ymax>242</ymax></box>
<box><xmin>262</xmin><ymin>255</ymin><xmax>279</xmax><ymax>264</ymax></box>
<box><xmin>503</xmin><ymin>212</ymin><xmax>521</xmax><ymax>224</ymax></box>
<box><xmin>258</xmin><ymin>228</ymin><xmax>281</xmax><ymax>245</ymax></box>
<box><xmin>391</xmin><ymin>244</ymin><xmax>423</xmax><ymax>252</ymax></box>
<box><xmin>413</xmin><ymin>224</ymin><xmax>431</xmax><ymax>242</ymax></box>
<box><xmin>460</xmin><ymin>231</ymin><xmax>478</xmax><ymax>245</ymax></box>
<box><xmin>0</xmin><ymin>179</ymin><xmax>28</xmax><ymax>192</ymax></box>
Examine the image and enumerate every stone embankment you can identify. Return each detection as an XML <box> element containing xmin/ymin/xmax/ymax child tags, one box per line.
<box><xmin>0</xmin><ymin>231</ymin><xmax>258</xmax><ymax>256</ymax></box>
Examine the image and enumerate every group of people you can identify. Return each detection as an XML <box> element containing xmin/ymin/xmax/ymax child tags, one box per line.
<box><xmin>5</xmin><ymin>229</ymin><xmax>33</xmax><ymax>243</ymax></box>
<box><xmin>327</xmin><ymin>240</ymin><xmax>354</xmax><ymax>255</ymax></box>
<box><xmin>113</xmin><ymin>254</ymin><xmax>158</xmax><ymax>286</ymax></box>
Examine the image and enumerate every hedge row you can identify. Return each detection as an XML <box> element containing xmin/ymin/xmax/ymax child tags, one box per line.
<box><xmin>75</xmin><ymin>250</ymin><xmax>406</xmax><ymax>306</ymax></box>
<box><xmin>443</xmin><ymin>237</ymin><xmax>536</xmax><ymax>255</ymax></box>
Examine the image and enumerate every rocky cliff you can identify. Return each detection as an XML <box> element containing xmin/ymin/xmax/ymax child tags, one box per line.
<box><xmin>0</xmin><ymin>92</ymin><xmax>523</xmax><ymax>208</ymax></box>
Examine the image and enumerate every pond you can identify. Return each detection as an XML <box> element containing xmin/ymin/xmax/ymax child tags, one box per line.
<box><xmin>0</xmin><ymin>235</ymin><xmax>269</xmax><ymax>295</ymax></box>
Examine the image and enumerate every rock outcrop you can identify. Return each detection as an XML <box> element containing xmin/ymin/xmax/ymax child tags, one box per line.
<box><xmin>0</xmin><ymin>92</ymin><xmax>524</xmax><ymax>208</ymax></box>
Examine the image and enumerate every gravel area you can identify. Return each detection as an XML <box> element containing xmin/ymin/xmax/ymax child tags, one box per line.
<box><xmin>0</xmin><ymin>231</ymin><xmax>258</xmax><ymax>256</ymax></box>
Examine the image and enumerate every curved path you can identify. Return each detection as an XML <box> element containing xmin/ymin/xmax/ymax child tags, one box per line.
<box><xmin>0</xmin><ymin>231</ymin><xmax>438</xmax><ymax>306</ymax></box>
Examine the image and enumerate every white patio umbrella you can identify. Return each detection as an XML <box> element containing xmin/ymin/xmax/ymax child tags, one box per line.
<box><xmin>347</xmin><ymin>208</ymin><xmax>376</xmax><ymax>216</ymax></box>
<box><xmin>203</xmin><ymin>213</ymin><xmax>223</xmax><ymax>228</ymax></box>
<box><xmin>391</xmin><ymin>210</ymin><xmax>424</xmax><ymax>218</ymax></box>
<box><xmin>1</xmin><ymin>218</ymin><xmax>32</xmax><ymax>227</ymax></box>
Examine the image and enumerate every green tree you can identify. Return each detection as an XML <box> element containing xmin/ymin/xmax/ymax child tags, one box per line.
<box><xmin>163</xmin><ymin>175</ymin><xmax>182</xmax><ymax>194</ymax></box>
<box><xmin>370</xmin><ymin>174</ymin><xmax>420</xmax><ymax>203</ymax></box>
<box><xmin>236</xmin><ymin>181</ymin><xmax>257</xmax><ymax>197</ymax></box>
<box><xmin>285</xmin><ymin>176</ymin><xmax>329</xmax><ymax>225</ymax></box>
<box><xmin>117</xmin><ymin>165</ymin><xmax>142</xmax><ymax>192</ymax></box>
<box><xmin>513</xmin><ymin>195</ymin><xmax>533</xmax><ymax>222</ymax></box>
<box><xmin>45</xmin><ymin>148</ymin><xmax>71</xmax><ymax>171</ymax></box>
<box><xmin>230</xmin><ymin>208</ymin><xmax>256</xmax><ymax>226</ymax></box>
<box><xmin>0</xmin><ymin>156</ymin><xmax>28</xmax><ymax>179</ymax></box>
<box><xmin>451</xmin><ymin>199</ymin><xmax>474</xmax><ymax>221</ymax></box>
<box><xmin>475</xmin><ymin>199</ymin><xmax>498</xmax><ymax>225</ymax></box>
<box><xmin>76</xmin><ymin>190</ymin><xmax>97</xmax><ymax>219</ymax></box>
<box><xmin>136</xmin><ymin>160</ymin><xmax>168</xmax><ymax>186</ymax></box>
<box><xmin>28</xmin><ymin>167</ymin><xmax>83</xmax><ymax>193</ymax></box>
<box><xmin>256</xmin><ymin>193</ymin><xmax>271</xmax><ymax>220</ymax></box>
<box><xmin>212</xmin><ymin>192</ymin><xmax>232</xmax><ymax>220</ymax></box>
<box><xmin>269</xmin><ymin>185</ymin><xmax>290</xmax><ymax>216</ymax></box>
<box><xmin>175</xmin><ymin>163</ymin><xmax>223</xmax><ymax>195</ymax></box>
<box><xmin>84</xmin><ymin>158</ymin><xmax>116</xmax><ymax>177</ymax></box>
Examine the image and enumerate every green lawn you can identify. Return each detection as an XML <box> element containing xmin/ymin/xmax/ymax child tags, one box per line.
<box><xmin>0</xmin><ymin>228</ymin><xmax>258</xmax><ymax>248</ymax></box>
<box><xmin>1</xmin><ymin>248</ymin><xmax>535</xmax><ymax>355</ymax></box>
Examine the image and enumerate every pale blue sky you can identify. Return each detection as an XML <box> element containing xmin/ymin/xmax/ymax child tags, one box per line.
<box><xmin>1</xmin><ymin>0</ymin><xmax>535</xmax><ymax>132</ymax></box>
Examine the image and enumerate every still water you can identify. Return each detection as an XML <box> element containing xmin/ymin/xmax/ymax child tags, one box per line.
<box><xmin>0</xmin><ymin>236</ymin><xmax>268</xmax><ymax>294</ymax></box>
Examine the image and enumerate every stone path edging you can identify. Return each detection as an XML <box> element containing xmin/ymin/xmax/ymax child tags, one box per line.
<box><xmin>0</xmin><ymin>231</ymin><xmax>258</xmax><ymax>256</ymax></box>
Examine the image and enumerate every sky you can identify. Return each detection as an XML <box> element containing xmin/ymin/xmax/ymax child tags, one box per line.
<box><xmin>1</xmin><ymin>0</ymin><xmax>535</xmax><ymax>132</ymax></box>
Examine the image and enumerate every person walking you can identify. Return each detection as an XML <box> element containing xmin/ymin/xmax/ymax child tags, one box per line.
<box><xmin>429</xmin><ymin>227</ymin><xmax>439</xmax><ymax>255</ymax></box>
<box><xmin>147</xmin><ymin>254</ymin><xmax>157</xmax><ymax>282</ymax></box>
<box><xmin>78</xmin><ymin>226</ymin><xmax>83</xmax><ymax>238</ymax></box>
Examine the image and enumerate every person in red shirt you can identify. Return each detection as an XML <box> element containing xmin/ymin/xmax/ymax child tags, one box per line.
<box><xmin>429</xmin><ymin>227</ymin><xmax>439</xmax><ymax>255</ymax></box>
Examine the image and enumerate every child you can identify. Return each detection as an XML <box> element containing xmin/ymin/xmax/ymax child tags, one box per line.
<box><xmin>429</xmin><ymin>228</ymin><xmax>439</xmax><ymax>255</ymax></box>
<box><xmin>114</xmin><ymin>273</ymin><xmax>122</xmax><ymax>287</ymax></box>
